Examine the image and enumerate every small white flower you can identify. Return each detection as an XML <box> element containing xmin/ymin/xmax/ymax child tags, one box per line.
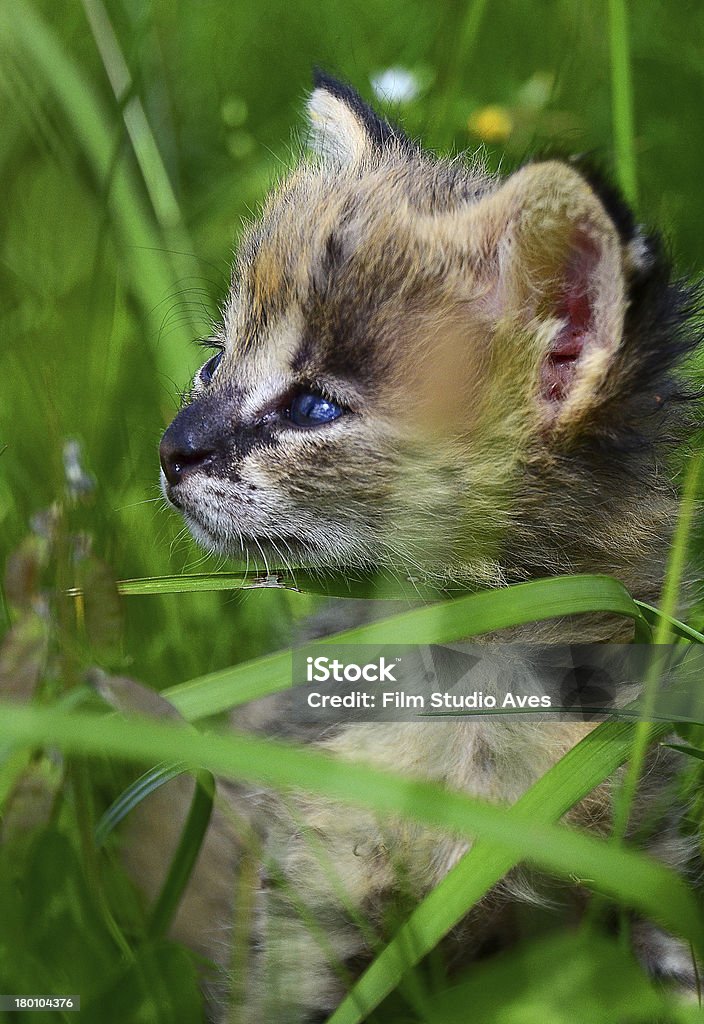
<box><xmin>370</xmin><ymin>67</ymin><xmax>419</xmax><ymax>104</ymax></box>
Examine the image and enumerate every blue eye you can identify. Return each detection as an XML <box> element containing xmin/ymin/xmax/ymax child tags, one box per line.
<box><xmin>288</xmin><ymin>391</ymin><xmax>344</xmax><ymax>427</ymax></box>
<box><xmin>200</xmin><ymin>350</ymin><xmax>223</xmax><ymax>384</ymax></box>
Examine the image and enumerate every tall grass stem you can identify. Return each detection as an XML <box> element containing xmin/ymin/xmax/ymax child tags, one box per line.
<box><xmin>613</xmin><ymin>450</ymin><xmax>704</xmax><ymax>841</ymax></box>
<box><xmin>607</xmin><ymin>0</ymin><xmax>638</xmax><ymax>206</ymax></box>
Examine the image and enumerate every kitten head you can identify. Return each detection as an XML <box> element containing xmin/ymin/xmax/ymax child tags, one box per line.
<box><xmin>160</xmin><ymin>73</ymin><xmax>697</xmax><ymax>588</ymax></box>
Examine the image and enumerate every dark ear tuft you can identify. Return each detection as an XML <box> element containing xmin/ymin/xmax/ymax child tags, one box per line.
<box><xmin>311</xmin><ymin>70</ymin><xmax>399</xmax><ymax>151</ymax></box>
<box><xmin>527</xmin><ymin>151</ymin><xmax>655</xmax><ymax>278</ymax></box>
<box><xmin>567</xmin><ymin>157</ymin><xmax>638</xmax><ymax>244</ymax></box>
<box><xmin>605</xmin><ymin>252</ymin><xmax>704</xmax><ymax>450</ymax></box>
<box><xmin>307</xmin><ymin>69</ymin><xmax>414</xmax><ymax>163</ymax></box>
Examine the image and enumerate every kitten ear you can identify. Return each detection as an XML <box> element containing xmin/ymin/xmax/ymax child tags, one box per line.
<box><xmin>472</xmin><ymin>161</ymin><xmax>631</xmax><ymax>431</ymax></box>
<box><xmin>306</xmin><ymin>70</ymin><xmax>410</xmax><ymax>165</ymax></box>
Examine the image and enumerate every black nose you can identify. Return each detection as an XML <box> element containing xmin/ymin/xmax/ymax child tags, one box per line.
<box><xmin>159</xmin><ymin>406</ymin><xmax>218</xmax><ymax>486</ymax></box>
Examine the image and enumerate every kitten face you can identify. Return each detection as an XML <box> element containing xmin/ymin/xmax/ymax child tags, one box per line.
<box><xmin>159</xmin><ymin>76</ymin><xmax>690</xmax><ymax>586</ymax></box>
<box><xmin>160</xmin><ymin>154</ymin><xmax>520</xmax><ymax>576</ymax></box>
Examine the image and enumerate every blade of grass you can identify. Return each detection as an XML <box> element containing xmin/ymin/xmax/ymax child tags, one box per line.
<box><xmin>111</xmin><ymin>569</ymin><xmax>442</xmax><ymax>600</ymax></box>
<box><xmin>96</xmin><ymin>761</ymin><xmax>216</xmax><ymax>940</ymax></box>
<box><xmin>613</xmin><ymin>451</ymin><xmax>703</xmax><ymax>841</ymax></box>
<box><xmin>147</xmin><ymin>769</ymin><xmax>215</xmax><ymax>939</ymax></box>
<box><xmin>432</xmin><ymin>0</ymin><xmax>490</xmax><ymax>135</ymax></box>
<box><xmin>80</xmin><ymin>0</ymin><xmax>193</xmax><ymax>239</ymax></box>
<box><xmin>607</xmin><ymin>0</ymin><xmax>638</xmax><ymax>206</ymax></box>
<box><xmin>0</xmin><ymin>702</ymin><xmax>701</xmax><ymax>960</ymax></box>
<box><xmin>636</xmin><ymin>600</ymin><xmax>704</xmax><ymax>645</ymax></box>
<box><xmin>162</xmin><ymin>574</ymin><xmax>650</xmax><ymax>721</ymax></box>
<box><xmin>95</xmin><ymin>762</ymin><xmax>187</xmax><ymax>846</ymax></box>
<box><xmin>0</xmin><ymin>0</ymin><xmax>197</xmax><ymax>385</ymax></box>
<box><xmin>327</xmin><ymin>720</ymin><xmax>672</xmax><ymax>1024</ymax></box>
<box><xmin>663</xmin><ymin>742</ymin><xmax>704</xmax><ymax>763</ymax></box>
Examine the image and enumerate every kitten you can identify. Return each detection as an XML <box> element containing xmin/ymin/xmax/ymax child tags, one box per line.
<box><xmin>150</xmin><ymin>72</ymin><xmax>701</xmax><ymax>1021</ymax></box>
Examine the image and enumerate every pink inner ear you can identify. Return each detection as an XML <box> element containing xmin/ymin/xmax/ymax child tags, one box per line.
<box><xmin>539</xmin><ymin>233</ymin><xmax>598</xmax><ymax>404</ymax></box>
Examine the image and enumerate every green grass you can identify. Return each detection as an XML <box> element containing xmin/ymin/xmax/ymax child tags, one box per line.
<box><xmin>607</xmin><ymin>0</ymin><xmax>639</xmax><ymax>206</ymax></box>
<box><xmin>2</xmin><ymin>1</ymin><xmax>704</xmax><ymax>1021</ymax></box>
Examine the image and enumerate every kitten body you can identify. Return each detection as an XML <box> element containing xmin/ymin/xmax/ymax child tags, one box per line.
<box><xmin>145</xmin><ymin>74</ymin><xmax>702</xmax><ymax>1020</ymax></box>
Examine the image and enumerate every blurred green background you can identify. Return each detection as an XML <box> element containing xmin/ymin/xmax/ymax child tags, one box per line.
<box><xmin>2</xmin><ymin>0</ymin><xmax>704</xmax><ymax>691</ymax></box>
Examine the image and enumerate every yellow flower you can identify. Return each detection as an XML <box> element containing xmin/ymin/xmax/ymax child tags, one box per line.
<box><xmin>468</xmin><ymin>105</ymin><xmax>513</xmax><ymax>143</ymax></box>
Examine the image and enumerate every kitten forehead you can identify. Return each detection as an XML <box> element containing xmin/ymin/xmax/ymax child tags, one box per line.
<box><xmin>224</xmin><ymin>308</ymin><xmax>302</xmax><ymax>417</ymax></box>
<box><xmin>225</xmin><ymin>153</ymin><xmax>494</xmax><ymax>363</ymax></box>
